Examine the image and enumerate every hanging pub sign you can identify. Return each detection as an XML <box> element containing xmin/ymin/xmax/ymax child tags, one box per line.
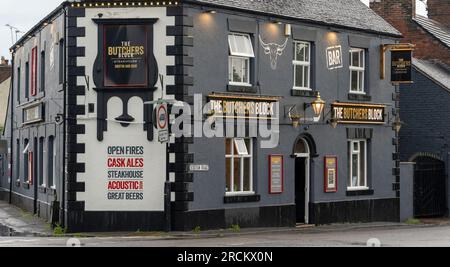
<box><xmin>332</xmin><ymin>102</ymin><xmax>386</xmax><ymax>125</ymax></box>
<box><xmin>391</xmin><ymin>49</ymin><xmax>413</xmax><ymax>84</ymax></box>
<box><xmin>104</xmin><ymin>24</ymin><xmax>149</xmax><ymax>88</ymax></box>
<box><xmin>324</xmin><ymin>156</ymin><xmax>338</xmax><ymax>193</ymax></box>
<box><xmin>269</xmin><ymin>155</ymin><xmax>284</xmax><ymax>194</ymax></box>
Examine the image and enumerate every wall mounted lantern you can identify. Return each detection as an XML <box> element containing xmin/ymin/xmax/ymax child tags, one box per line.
<box><xmin>304</xmin><ymin>92</ymin><xmax>326</xmax><ymax>117</ymax></box>
<box><xmin>392</xmin><ymin>116</ymin><xmax>403</xmax><ymax>133</ymax></box>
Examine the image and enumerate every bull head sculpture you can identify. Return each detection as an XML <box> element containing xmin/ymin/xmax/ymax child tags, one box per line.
<box><xmin>259</xmin><ymin>35</ymin><xmax>289</xmax><ymax>70</ymax></box>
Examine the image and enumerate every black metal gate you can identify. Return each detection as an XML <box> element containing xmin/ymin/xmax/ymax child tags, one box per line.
<box><xmin>414</xmin><ymin>156</ymin><xmax>447</xmax><ymax>217</ymax></box>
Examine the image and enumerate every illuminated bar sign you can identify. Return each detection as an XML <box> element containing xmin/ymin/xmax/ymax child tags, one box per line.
<box><xmin>332</xmin><ymin>102</ymin><xmax>385</xmax><ymax>124</ymax></box>
<box><xmin>391</xmin><ymin>49</ymin><xmax>413</xmax><ymax>84</ymax></box>
<box><xmin>208</xmin><ymin>94</ymin><xmax>280</xmax><ymax>120</ymax></box>
<box><xmin>104</xmin><ymin>24</ymin><xmax>149</xmax><ymax>88</ymax></box>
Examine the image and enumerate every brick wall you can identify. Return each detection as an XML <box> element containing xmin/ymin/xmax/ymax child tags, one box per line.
<box><xmin>428</xmin><ymin>0</ymin><xmax>450</xmax><ymax>26</ymax></box>
<box><xmin>371</xmin><ymin>0</ymin><xmax>450</xmax><ymax>66</ymax></box>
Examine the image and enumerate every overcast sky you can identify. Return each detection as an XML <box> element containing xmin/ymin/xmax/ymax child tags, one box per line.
<box><xmin>0</xmin><ymin>0</ymin><xmax>428</xmax><ymax>61</ymax></box>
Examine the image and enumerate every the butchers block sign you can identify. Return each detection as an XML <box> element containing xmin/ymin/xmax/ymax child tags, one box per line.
<box><xmin>104</xmin><ymin>24</ymin><xmax>148</xmax><ymax>87</ymax></box>
<box><xmin>332</xmin><ymin>102</ymin><xmax>385</xmax><ymax>125</ymax></box>
<box><xmin>107</xmin><ymin>146</ymin><xmax>145</xmax><ymax>201</ymax></box>
<box><xmin>391</xmin><ymin>49</ymin><xmax>413</xmax><ymax>84</ymax></box>
<box><xmin>269</xmin><ymin>155</ymin><xmax>284</xmax><ymax>194</ymax></box>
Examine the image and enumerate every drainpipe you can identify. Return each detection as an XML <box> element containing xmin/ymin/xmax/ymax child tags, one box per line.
<box><xmin>9</xmin><ymin>56</ymin><xmax>15</xmax><ymax>204</ymax></box>
<box><xmin>61</xmin><ymin>5</ymin><xmax>67</xmax><ymax>228</ymax></box>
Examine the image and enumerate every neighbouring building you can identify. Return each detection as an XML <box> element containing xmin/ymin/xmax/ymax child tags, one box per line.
<box><xmin>371</xmin><ymin>0</ymin><xmax>450</xmax><ymax>219</ymax></box>
<box><xmin>0</xmin><ymin>57</ymin><xmax>12</xmax><ymax>190</ymax></box>
<box><xmin>0</xmin><ymin>57</ymin><xmax>12</xmax><ymax>131</ymax></box>
<box><xmin>1</xmin><ymin>0</ymin><xmax>402</xmax><ymax>232</ymax></box>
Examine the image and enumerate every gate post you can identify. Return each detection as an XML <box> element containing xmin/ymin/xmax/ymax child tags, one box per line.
<box><xmin>400</xmin><ymin>162</ymin><xmax>415</xmax><ymax>222</ymax></box>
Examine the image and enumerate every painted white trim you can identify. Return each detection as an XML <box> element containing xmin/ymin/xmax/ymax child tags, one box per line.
<box><xmin>229</xmin><ymin>56</ymin><xmax>251</xmax><ymax>85</ymax></box>
<box><xmin>348</xmin><ymin>139</ymin><xmax>368</xmax><ymax>190</ymax></box>
<box><xmin>293</xmin><ymin>41</ymin><xmax>312</xmax><ymax>90</ymax></box>
<box><xmin>225</xmin><ymin>138</ymin><xmax>254</xmax><ymax>194</ymax></box>
<box><xmin>349</xmin><ymin>48</ymin><xmax>365</xmax><ymax>94</ymax></box>
<box><xmin>228</xmin><ymin>33</ymin><xmax>255</xmax><ymax>58</ymax></box>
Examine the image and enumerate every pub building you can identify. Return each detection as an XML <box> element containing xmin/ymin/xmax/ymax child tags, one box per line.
<box><xmin>0</xmin><ymin>0</ymin><xmax>404</xmax><ymax>232</ymax></box>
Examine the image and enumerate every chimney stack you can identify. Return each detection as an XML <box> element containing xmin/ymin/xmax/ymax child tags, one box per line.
<box><xmin>0</xmin><ymin>57</ymin><xmax>8</xmax><ymax>66</ymax></box>
<box><xmin>427</xmin><ymin>0</ymin><xmax>450</xmax><ymax>26</ymax></box>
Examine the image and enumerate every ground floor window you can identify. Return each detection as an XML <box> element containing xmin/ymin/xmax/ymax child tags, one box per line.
<box><xmin>348</xmin><ymin>140</ymin><xmax>367</xmax><ymax>190</ymax></box>
<box><xmin>225</xmin><ymin>138</ymin><xmax>254</xmax><ymax>195</ymax></box>
<box><xmin>48</xmin><ymin>136</ymin><xmax>55</xmax><ymax>189</ymax></box>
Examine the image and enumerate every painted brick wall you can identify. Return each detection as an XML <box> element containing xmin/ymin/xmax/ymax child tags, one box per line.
<box><xmin>400</xmin><ymin>68</ymin><xmax>450</xmax><ymax>162</ymax></box>
<box><xmin>371</xmin><ymin>0</ymin><xmax>450</xmax><ymax>66</ymax></box>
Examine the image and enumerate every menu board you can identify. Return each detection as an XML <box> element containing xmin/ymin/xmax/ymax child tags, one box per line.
<box><xmin>324</xmin><ymin>156</ymin><xmax>338</xmax><ymax>193</ymax></box>
<box><xmin>269</xmin><ymin>155</ymin><xmax>284</xmax><ymax>194</ymax></box>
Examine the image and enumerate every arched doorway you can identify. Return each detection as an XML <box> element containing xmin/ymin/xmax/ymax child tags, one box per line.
<box><xmin>413</xmin><ymin>156</ymin><xmax>447</xmax><ymax>218</ymax></box>
<box><xmin>294</xmin><ymin>137</ymin><xmax>311</xmax><ymax>224</ymax></box>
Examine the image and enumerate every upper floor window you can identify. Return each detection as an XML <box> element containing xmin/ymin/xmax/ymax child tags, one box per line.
<box><xmin>293</xmin><ymin>41</ymin><xmax>311</xmax><ymax>90</ymax></box>
<box><xmin>16</xmin><ymin>66</ymin><xmax>21</xmax><ymax>103</ymax></box>
<box><xmin>25</xmin><ymin>61</ymin><xmax>29</xmax><ymax>99</ymax></box>
<box><xmin>228</xmin><ymin>33</ymin><xmax>254</xmax><ymax>86</ymax></box>
<box><xmin>40</xmin><ymin>49</ymin><xmax>45</xmax><ymax>93</ymax></box>
<box><xmin>59</xmin><ymin>39</ymin><xmax>64</xmax><ymax>85</ymax></box>
<box><xmin>349</xmin><ymin>48</ymin><xmax>365</xmax><ymax>94</ymax></box>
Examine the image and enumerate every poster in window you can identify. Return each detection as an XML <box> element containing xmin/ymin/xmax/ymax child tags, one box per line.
<box><xmin>104</xmin><ymin>24</ymin><xmax>148</xmax><ymax>88</ymax></box>
<box><xmin>324</xmin><ymin>156</ymin><xmax>338</xmax><ymax>193</ymax></box>
<box><xmin>269</xmin><ymin>155</ymin><xmax>284</xmax><ymax>194</ymax></box>
<box><xmin>391</xmin><ymin>49</ymin><xmax>413</xmax><ymax>84</ymax></box>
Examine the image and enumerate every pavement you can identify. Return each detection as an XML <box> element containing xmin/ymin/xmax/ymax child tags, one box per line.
<box><xmin>0</xmin><ymin>201</ymin><xmax>53</xmax><ymax>237</ymax></box>
<box><xmin>1</xmin><ymin>200</ymin><xmax>450</xmax><ymax>247</ymax></box>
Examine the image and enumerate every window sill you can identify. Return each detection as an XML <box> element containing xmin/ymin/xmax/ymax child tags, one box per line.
<box><xmin>47</xmin><ymin>187</ymin><xmax>56</xmax><ymax>196</ymax></box>
<box><xmin>227</xmin><ymin>84</ymin><xmax>257</xmax><ymax>93</ymax></box>
<box><xmin>22</xmin><ymin>182</ymin><xmax>30</xmax><ymax>190</ymax></box>
<box><xmin>348</xmin><ymin>93</ymin><xmax>372</xmax><ymax>102</ymax></box>
<box><xmin>224</xmin><ymin>194</ymin><xmax>260</xmax><ymax>204</ymax></box>
<box><xmin>346</xmin><ymin>189</ymin><xmax>374</xmax><ymax>196</ymax></box>
<box><xmin>292</xmin><ymin>89</ymin><xmax>316</xmax><ymax>97</ymax></box>
<box><xmin>39</xmin><ymin>186</ymin><xmax>47</xmax><ymax>194</ymax></box>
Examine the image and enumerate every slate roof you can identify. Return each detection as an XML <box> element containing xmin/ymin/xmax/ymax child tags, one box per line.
<box><xmin>186</xmin><ymin>0</ymin><xmax>402</xmax><ymax>36</ymax></box>
<box><xmin>413</xmin><ymin>58</ymin><xmax>450</xmax><ymax>91</ymax></box>
<box><xmin>414</xmin><ymin>15</ymin><xmax>450</xmax><ymax>49</ymax></box>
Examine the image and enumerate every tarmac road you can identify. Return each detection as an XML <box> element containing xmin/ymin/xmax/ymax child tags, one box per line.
<box><xmin>1</xmin><ymin>223</ymin><xmax>450</xmax><ymax>247</ymax></box>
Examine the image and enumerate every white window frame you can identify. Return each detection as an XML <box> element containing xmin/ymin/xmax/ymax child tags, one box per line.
<box><xmin>349</xmin><ymin>48</ymin><xmax>365</xmax><ymax>94</ymax></box>
<box><xmin>293</xmin><ymin>41</ymin><xmax>312</xmax><ymax>91</ymax></box>
<box><xmin>228</xmin><ymin>56</ymin><xmax>251</xmax><ymax>86</ymax></box>
<box><xmin>228</xmin><ymin>33</ymin><xmax>254</xmax><ymax>86</ymax></box>
<box><xmin>348</xmin><ymin>140</ymin><xmax>368</xmax><ymax>191</ymax></box>
<box><xmin>225</xmin><ymin>138</ymin><xmax>254</xmax><ymax>196</ymax></box>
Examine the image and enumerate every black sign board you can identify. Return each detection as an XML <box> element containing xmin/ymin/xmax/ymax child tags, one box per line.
<box><xmin>391</xmin><ymin>50</ymin><xmax>413</xmax><ymax>84</ymax></box>
<box><xmin>332</xmin><ymin>102</ymin><xmax>386</xmax><ymax>125</ymax></box>
<box><xmin>104</xmin><ymin>24</ymin><xmax>149</xmax><ymax>88</ymax></box>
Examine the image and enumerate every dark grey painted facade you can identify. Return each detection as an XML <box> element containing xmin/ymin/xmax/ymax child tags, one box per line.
<box><xmin>177</xmin><ymin>4</ymin><xmax>399</xmax><ymax>230</ymax></box>
<box><xmin>0</xmin><ymin>1</ymin><xmax>400</xmax><ymax>232</ymax></box>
